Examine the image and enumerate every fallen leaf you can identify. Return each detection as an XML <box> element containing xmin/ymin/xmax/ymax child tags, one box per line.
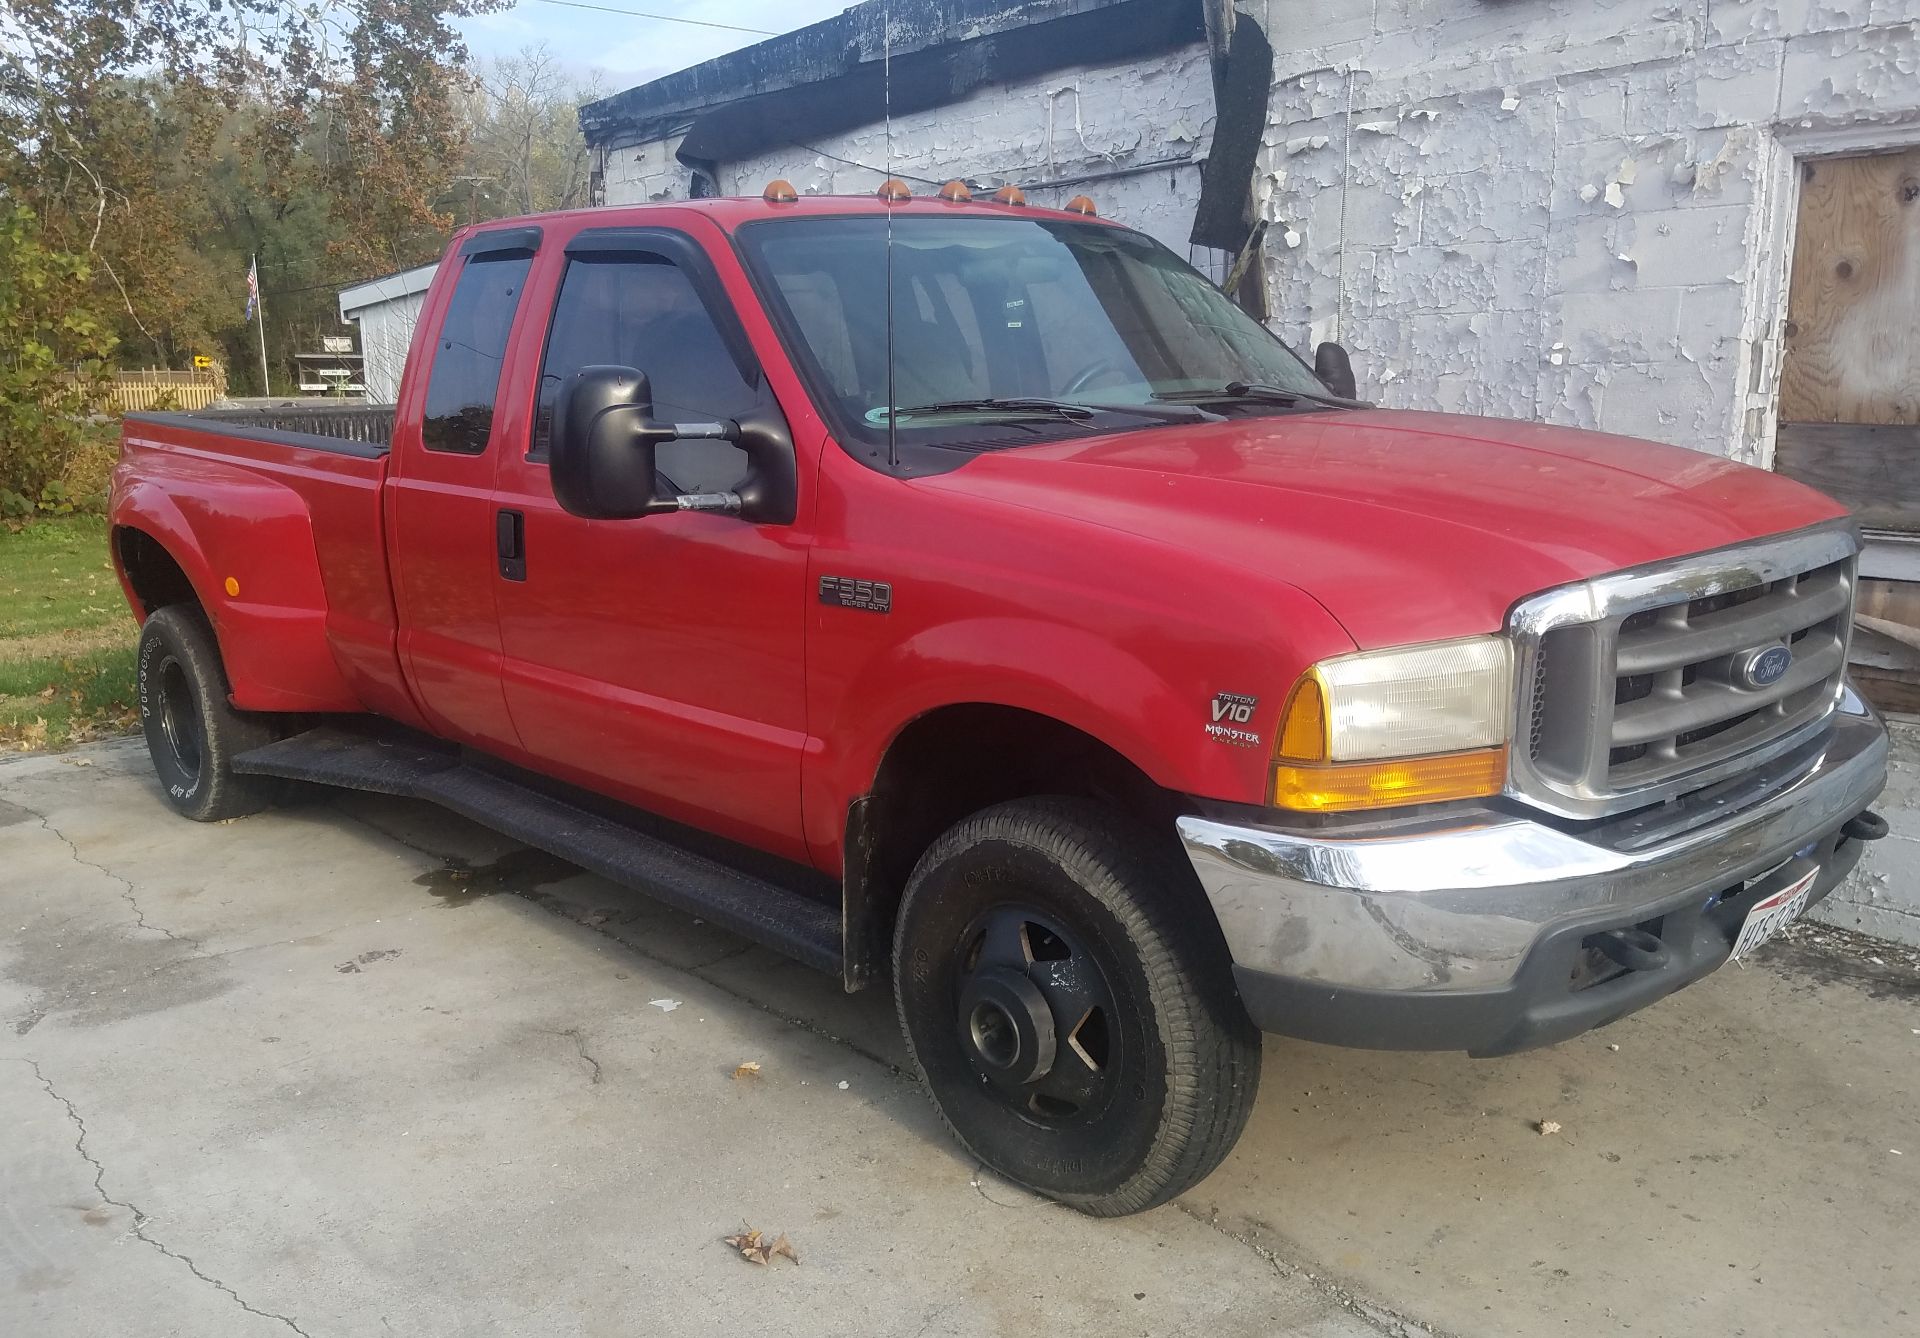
<box><xmin>36</xmin><ymin>685</ymin><xmax>54</xmax><ymax>699</ymax></box>
<box><xmin>1536</xmin><ymin>1120</ymin><xmax>1562</xmax><ymax>1136</ymax></box>
<box><xmin>648</xmin><ymin>998</ymin><xmax>681</xmax><ymax>1013</ymax></box>
<box><xmin>59</xmin><ymin>757</ymin><xmax>94</xmax><ymax>767</ymax></box>
<box><xmin>723</xmin><ymin>1227</ymin><xmax>800</xmax><ymax>1266</ymax></box>
<box><xmin>733</xmin><ymin>1061</ymin><xmax>762</xmax><ymax>1080</ymax></box>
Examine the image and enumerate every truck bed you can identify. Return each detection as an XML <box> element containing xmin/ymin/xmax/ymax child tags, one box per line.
<box><xmin>126</xmin><ymin>403</ymin><xmax>396</xmax><ymax>456</ymax></box>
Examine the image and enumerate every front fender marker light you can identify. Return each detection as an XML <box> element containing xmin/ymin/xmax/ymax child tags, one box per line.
<box><xmin>1270</xmin><ymin>747</ymin><xmax>1508</xmax><ymax>812</ymax></box>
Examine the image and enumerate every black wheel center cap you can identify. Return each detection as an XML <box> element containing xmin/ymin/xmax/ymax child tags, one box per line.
<box><xmin>958</xmin><ymin>968</ymin><xmax>1057</xmax><ymax>1086</ymax></box>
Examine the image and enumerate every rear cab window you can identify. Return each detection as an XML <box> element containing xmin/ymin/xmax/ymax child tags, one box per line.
<box><xmin>421</xmin><ymin>230</ymin><xmax>539</xmax><ymax>455</ymax></box>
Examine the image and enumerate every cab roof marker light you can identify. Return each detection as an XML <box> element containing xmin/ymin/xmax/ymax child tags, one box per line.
<box><xmin>876</xmin><ymin>178</ymin><xmax>913</xmax><ymax>202</ymax></box>
<box><xmin>992</xmin><ymin>185</ymin><xmax>1027</xmax><ymax>206</ymax></box>
<box><xmin>938</xmin><ymin>179</ymin><xmax>972</xmax><ymax>202</ymax></box>
<box><xmin>762</xmin><ymin>179</ymin><xmax>799</xmax><ymax>203</ymax></box>
<box><xmin>1064</xmin><ymin>195</ymin><xmax>1097</xmax><ymax>216</ymax></box>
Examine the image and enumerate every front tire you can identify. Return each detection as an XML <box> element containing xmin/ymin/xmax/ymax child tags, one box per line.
<box><xmin>893</xmin><ymin>797</ymin><xmax>1261</xmax><ymax>1216</ymax></box>
<box><xmin>136</xmin><ymin>605</ymin><xmax>278</xmax><ymax>822</ymax></box>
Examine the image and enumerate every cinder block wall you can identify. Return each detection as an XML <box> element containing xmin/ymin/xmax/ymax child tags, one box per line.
<box><xmin>600</xmin><ymin>45</ymin><xmax>1221</xmax><ymax>258</ymax></box>
<box><xmin>603</xmin><ymin>1</ymin><xmax>1920</xmax><ymax>463</ymax></box>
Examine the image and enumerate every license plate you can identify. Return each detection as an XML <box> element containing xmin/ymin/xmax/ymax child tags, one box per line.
<box><xmin>1730</xmin><ymin>867</ymin><xmax>1819</xmax><ymax>964</ymax></box>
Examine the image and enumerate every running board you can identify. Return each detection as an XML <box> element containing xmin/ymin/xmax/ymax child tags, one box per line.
<box><xmin>233</xmin><ymin>726</ymin><xmax>843</xmax><ymax>975</ymax></box>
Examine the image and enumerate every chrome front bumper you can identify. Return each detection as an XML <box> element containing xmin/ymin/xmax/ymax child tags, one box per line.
<box><xmin>1177</xmin><ymin>691</ymin><xmax>1888</xmax><ymax>1054</ymax></box>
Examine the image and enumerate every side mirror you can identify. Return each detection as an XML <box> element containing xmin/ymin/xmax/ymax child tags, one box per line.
<box><xmin>1314</xmin><ymin>341</ymin><xmax>1358</xmax><ymax>401</ymax></box>
<box><xmin>550</xmin><ymin>366</ymin><xmax>672</xmax><ymax>520</ymax></box>
<box><xmin>549</xmin><ymin>364</ymin><xmax>796</xmax><ymax>525</ymax></box>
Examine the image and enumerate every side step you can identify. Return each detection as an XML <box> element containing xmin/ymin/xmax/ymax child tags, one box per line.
<box><xmin>234</xmin><ymin>726</ymin><xmax>843</xmax><ymax>975</ymax></box>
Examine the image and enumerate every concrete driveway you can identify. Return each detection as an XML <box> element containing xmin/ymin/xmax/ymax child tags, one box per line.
<box><xmin>3</xmin><ymin>740</ymin><xmax>1916</xmax><ymax>1337</ymax></box>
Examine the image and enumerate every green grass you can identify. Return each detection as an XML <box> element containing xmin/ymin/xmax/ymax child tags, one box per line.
<box><xmin>0</xmin><ymin>515</ymin><xmax>139</xmax><ymax>750</ymax></box>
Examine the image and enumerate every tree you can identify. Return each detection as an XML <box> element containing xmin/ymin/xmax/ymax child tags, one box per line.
<box><xmin>0</xmin><ymin>205</ymin><xmax>115</xmax><ymax>515</ymax></box>
<box><xmin>0</xmin><ymin>0</ymin><xmax>497</xmax><ymax>374</ymax></box>
<box><xmin>455</xmin><ymin>46</ymin><xmax>603</xmax><ymax>223</ymax></box>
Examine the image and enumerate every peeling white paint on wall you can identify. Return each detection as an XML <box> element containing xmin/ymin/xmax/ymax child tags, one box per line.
<box><xmin>602</xmin><ymin>3</ymin><xmax>1920</xmax><ymax>469</ymax></box>
<box><xmin>602</xmin><ymin>45</ymin><xmax>1219</xmax><ymax>255</ymax></box>
<box><xmin>1251</xmin><ymin>0</ymin><xmax>1920</xmax><ymax>461</ymax></box>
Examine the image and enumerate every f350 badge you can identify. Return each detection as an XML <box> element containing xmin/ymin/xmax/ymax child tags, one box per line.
<box><xmin>1206</xmin><ymin>692</ymin><xmax>1260</xmax><ymax>748</ymax></box>
<box><xmin>819</xmin><ymin>575</ymin><xmax>892</xmax><ymax>614</ymax></box>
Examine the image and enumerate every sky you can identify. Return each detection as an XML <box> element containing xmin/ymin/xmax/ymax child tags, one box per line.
<box><xmin>459</xmin><ymin>0</ymin><xmax>856</xmax><ymax>94</ymax></box>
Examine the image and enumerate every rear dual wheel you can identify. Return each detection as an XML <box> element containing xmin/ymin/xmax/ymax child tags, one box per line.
<box><xmin>137</xmin><ymin>605</ymin><xmax>279</xmax><ymax>822</ymax></box>
<box><xmin>893</xmin><ymin>798</ymin><xmax>1262</xmax><ymax>1216</ymax></box>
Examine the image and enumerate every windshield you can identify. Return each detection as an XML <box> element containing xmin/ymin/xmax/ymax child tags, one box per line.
<box><xmin>737</xmin><ymin>215</ymin><xmax>1328</xmax><ymax>453</ymax></box>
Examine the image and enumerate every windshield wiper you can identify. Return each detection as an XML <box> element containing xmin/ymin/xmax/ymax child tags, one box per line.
<box><xmin>1155</xmin><ymin>380</ymin><xmax>1371</xmax><ymax>411</ymax></box>
<box><xmin>888</xmin><ymin>396</ymin><xmax>1218</xmax><ymax>424</ymax></box>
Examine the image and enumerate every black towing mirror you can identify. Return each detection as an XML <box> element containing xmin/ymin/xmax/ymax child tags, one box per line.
<box><xmin>1314</xmin><ymin>341</ymin><xmax>1358</xmax><ymax>401</ymax></box>
<box><xmin>550</xmin><ymin>365</ymin><xmax>795</xmax><ymax>524</ymax></box>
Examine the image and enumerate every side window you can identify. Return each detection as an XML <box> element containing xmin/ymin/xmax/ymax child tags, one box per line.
<box><xmin>421</xmin><ymin>251</ymin><xmax>534</xmax><ymax>455</ymax></box>
<box><xmin>532</xmin><ymin>253</ymin><xmax>757</xmax><ymax>496</ymax></box>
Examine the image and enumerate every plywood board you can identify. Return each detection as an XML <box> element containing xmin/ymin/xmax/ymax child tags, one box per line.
<box><xmin>1779</xmin><ymin>147</ymin><xmax>1920</xmax><ymax>425</ymax></box>
<box><xmin>1773</xmin><ymin>421</ymin><xmax>1920</xmax><ymax>532</ymax></box>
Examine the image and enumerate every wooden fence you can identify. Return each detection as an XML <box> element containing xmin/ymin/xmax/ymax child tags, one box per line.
<box><xmin>108</xmin><ymin>368</ymin><xmax>226</xmax><ymax>414</ymax></box>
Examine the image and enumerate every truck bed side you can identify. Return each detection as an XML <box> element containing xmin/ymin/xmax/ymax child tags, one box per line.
<box><xmin>110</xmin><ymin>407</ymin><xmax>420</xmax><ymax>723</ymax></box>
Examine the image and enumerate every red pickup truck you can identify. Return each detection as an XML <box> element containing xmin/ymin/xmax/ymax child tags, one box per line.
<box><xmin>111</xmin><ymin>190</ymin><xmax>1888</xmax><ymax>1216</ymax></box>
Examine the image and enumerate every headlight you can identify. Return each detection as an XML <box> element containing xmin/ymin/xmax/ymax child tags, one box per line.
<box><xmin>1270</xmin><ymin>635</ymin><xmax>1512</xmax><ymax>812</ymax></box>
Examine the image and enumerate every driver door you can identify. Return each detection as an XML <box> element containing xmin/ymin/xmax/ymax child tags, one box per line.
<box><xmin>491</xmin><ymin>226</ymin><xmax>812</xmax><ymax>862</ymax></box>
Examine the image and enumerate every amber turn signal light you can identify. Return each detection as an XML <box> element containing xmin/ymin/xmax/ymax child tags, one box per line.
<box><xmin>1275</xmin><ymin>675</ymin><xmax>1327</xmax><ymax>762</ymax></box>
<box><xmin>1271</xmin><ymin>748</ymin><xmax>1509</xmax><ymax>813</ymax></box>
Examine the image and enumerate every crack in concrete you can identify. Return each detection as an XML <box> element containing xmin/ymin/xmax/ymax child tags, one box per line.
<box><xmin>1173</xmin><ymin>1201</ymin><xmax>1449</xmax><ymax>1338</ymax></box>
<box><xmin>546</xmin><ymin>1026</ymin><xmax>604</xmax><ymax>1085</ymax></box>
<box><xmin>13</xmin><ymin>799</ymin><xmax>200</xmax><ymax>948</ymax></box>
<box><xmin>9</xmin><ymin>1057</ymin><xmax>312</xmax><ymax>1337</ymax></box>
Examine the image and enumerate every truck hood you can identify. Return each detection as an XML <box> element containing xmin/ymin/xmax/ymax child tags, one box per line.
<box><xmin>926</xmin><ymin>409</ymin><xmax>1849</xmax><ymax>649</ymax></box>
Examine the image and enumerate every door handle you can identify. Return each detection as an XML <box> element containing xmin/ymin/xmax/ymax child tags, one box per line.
<box><xmin>496</xmin><ymin>508</ymin><xmax>526</xmax><ymax>581</ymax></box>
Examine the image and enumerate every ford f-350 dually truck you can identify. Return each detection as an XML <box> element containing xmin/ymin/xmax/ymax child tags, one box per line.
<box><xmin>110</xmin><ymin>186</ymin><xmax>1889</xmax><ymax>1216</ymax></box>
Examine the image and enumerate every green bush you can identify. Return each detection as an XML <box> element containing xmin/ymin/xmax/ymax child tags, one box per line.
<box><xmin>0</xmin><ymin>206</ymin><xmax>117</xmax><ymax>517</ymax></box>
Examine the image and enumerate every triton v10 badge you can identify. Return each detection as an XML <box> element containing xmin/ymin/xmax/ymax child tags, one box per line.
<box><xmin>1206</xmin><ymin>692</ymin><xmax>1261</xmax><ymax>748</ymax></box>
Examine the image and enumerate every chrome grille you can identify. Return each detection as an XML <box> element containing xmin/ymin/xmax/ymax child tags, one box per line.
<box><xmin>1510</xmin><ymin>524</ymin><xmax>1859</xmax><ymax>819</ymax></box>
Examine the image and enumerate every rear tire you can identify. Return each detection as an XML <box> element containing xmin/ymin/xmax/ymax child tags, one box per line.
<box><xmin>893</xmin><ymin>797</ymin><xmax>1262</xmax><ymax>1216</ymax></box>
<box><xmin>136</xmin><ymin>605</ymin><xmax>279</xmax><ymax>822</ymax></box>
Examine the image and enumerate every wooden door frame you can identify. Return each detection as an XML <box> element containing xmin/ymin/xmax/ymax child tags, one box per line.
<box><xmin>1741</xmin><ymin>120</ymin><xmax>1920</xmax><ymax>476</ymax></box>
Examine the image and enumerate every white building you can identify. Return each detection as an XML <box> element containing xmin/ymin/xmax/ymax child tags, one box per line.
<box><xmin>337</xmin><ymin>262</ymin><xmax>438</xmax><ymax>404</ymax></box>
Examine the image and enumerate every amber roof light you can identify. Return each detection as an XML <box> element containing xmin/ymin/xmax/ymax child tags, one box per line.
<box><xmin>992</xmin><ymin>185</ymin><xmax>1027</xmax><ymax>206</ymax></box>
<box><xmin>876</xmin><ymin>178</ymin><xmax>913</xmax><ymax>202</ymax></box>
<box><xmin>762</xmin><ymin>179</ymin><xmax>799</xmax><ymax>203</ymax></box>
<box><xmin>937</xmin><ymin>179</ymin><xmax>972</xmax><ymax>202</ymax></box>
<box><xmin>1065</xmin><ymin>195</ymin><xmax>1098</xmax><ymax>216</ymax></box>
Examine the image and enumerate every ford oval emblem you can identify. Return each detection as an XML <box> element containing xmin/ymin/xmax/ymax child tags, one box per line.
<box><xmin>1735</xmin><ymin>643</ymin><xmax>1793</xmax><ymax>690</ymax></box>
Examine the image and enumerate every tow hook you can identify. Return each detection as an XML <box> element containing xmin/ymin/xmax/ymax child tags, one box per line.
<box><xmin>1843</xmin><ymin>810</ymin><xmax>1890</xmax><ymax>842</ymax></box>
<box><xmin>1587</xmin><ymin>927</ymin><xmax>1670</xmax><ymax>973</ymax></box>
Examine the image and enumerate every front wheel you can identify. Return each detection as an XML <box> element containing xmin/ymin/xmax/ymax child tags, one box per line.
<box><xmin>893</xmin><ymin>797</ymin><xmax>1262</xmax><ymax>1216</ymax></box>
<box><xmin>136</xmin><ymin>605</ymin><xmax>279</xmax><ymax>822</ymax></box>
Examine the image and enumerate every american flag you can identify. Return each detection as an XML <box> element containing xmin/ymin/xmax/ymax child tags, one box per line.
<box><xmin>244</xmin><ymin>256</ymin><xmax>260</xmax><ymax>322</ymax></box>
